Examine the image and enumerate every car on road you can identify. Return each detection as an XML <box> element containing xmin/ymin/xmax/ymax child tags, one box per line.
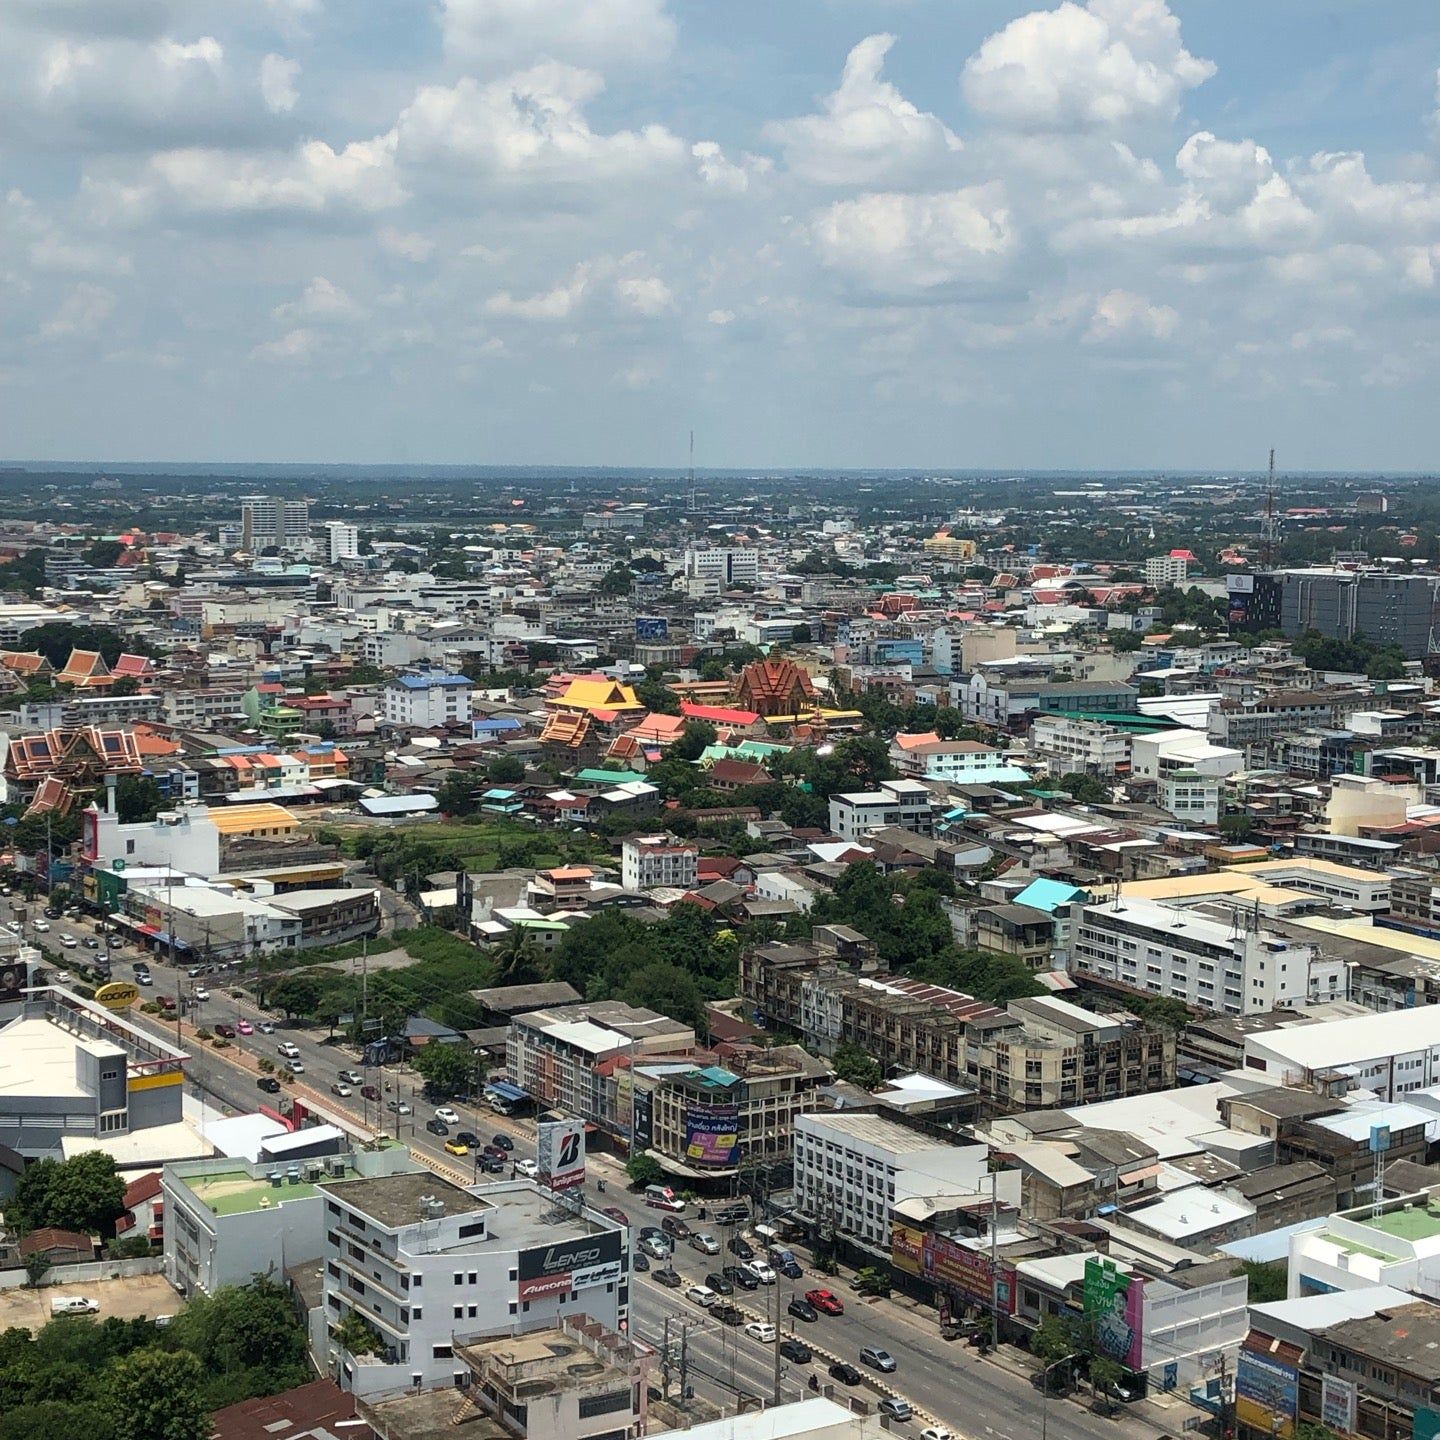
<box><xmin>631</xmin><ymin>1251</ymin><xmax>649</xmax><ymax>1272</ymax></box>
<box><xmin>159</xmin><ymin>995</ymin><xmax>176</xmax><ymax>1011</ymax></box>
<box><xmin>787</xmin><ymin>1298</ymin><xmax>817</xmax><ymax>1323</ymax></box>
<box><xmin>685</xmin><ymin>1285</ymin><xmax>718</xmax><ymax>1308</ymax></box>
<box><xmin>721</xmin><ymin>1265</ymin><xmax>757</xmax><ymax>1290</ymax></box>
<box><xmin>878</xmin><ymin>1399</ymin><xmax>913</xmax><ymax>1422</ymax></box>
<box><xmin>286</xmin><ymin>1058</ymin><xmax>305</xmax><ymax>1075</ymax></box>
<box><xmin>805</xmin><ymin>1288</ymin><xmax>844</xmax><ymax>1316</ymax></box>
<box><xmin>444</xmin><ymin>1139</ymin><xmax>469</xmax><ymax>1157</ymax></box>
<box><xmin>236</xmin><ymin>1019</ymin><xmax>253</xmax><ymax>1034</ymax></box>
<box><xmin>688</xmin><ymin>1232</ymin><xmax>720</xmax><ymax>1255</ymax></box>
<box><xmin>332</xmin><ymin>1083</ymin><xmax>353</xmax><ymax>1097</ymax></box>
<box><xmin>434</xmin><ymin>1106</ymin><xmax>461</xmax><ymax>1125</ymax></box>
<box><xmin>82</xmin><ymin>936</ymin><xmax>100</xmax><ymax>950</ymax></box>
<box><xmin>387</xmin><ymin>1099</ymin><xmax>413</xmax><ymax>1115</ymax></box>
<box><xmin>778</xmin><ymin>1256</ymin><xmax>804</xmax><ymax>1279</ymax></box>
<box><xmin>483</xmin><ymin>1144</ymin><xmax>505</xmax><ymax>1159</ymax></box>
<box><xmin>652</xmin><ymin>1268</ymin><xmax>682</xmax><ymax>1288</ymax></box>
<box><xmin>661</xmin><ymin>1216</ymin><xmax>693</xmax><ymax>1241</ymax></box>
<box><xmin>31</xmin><ymin>920</ymin><xmax>50</xmax><ymax>932</ymax></box>
<box><xmin>59</xmin><ymin>934</ymin><xmax>78</xmax><ymax>949</ymax></box>
<box><xmin>704</xmin><ymin>1271</ymin><xmax>733</xmax><ymax>1295</ymax></box>
<box><xmin>514</xmin><ymin>1158</ymin><xmax>538</xmax><ymax>1178</ymax></box>
<box><xmin>257</xmin><ymin>1020</ymin><xmax>276</xmax><ymax>1033</ymax></box>
<box><xmin>478</xmin><ymin>1155</ymin><xmax>505</xmax><ymax>1174</ymax></box>
<box><xmin>426</xmin><ymin>1118</ymin><xmax>449</xmax><ymax>1136</ymax></box>
<box><xmin>135</xmin><ymin>969</ymin><xmax>154</xmax><ymax>985</ymax></box>
<box><xmin>860</xmin><ymin>1346</ymin><xmax>897</xmax><ymax>1374</ymax></box>
<box><xmin>339</xmin><ymin>1068</ymin><xmax>362</xmax><ymax>1084</ymax></box>
<box><xmin>638</xmin><ymin>1225</ymin><xmax>664</xmax><ymax>1241</ymax></box>
<box><xmin>361</xmin><ymin>1083</ymin><xmax>380</xmax><ymax>1100</ymax></box>
<box><xmin>601</xmin><ymin>1206</ymin><xmax>630</xmax><ymax>1226</ymax></box>
<box><xmin>193</xmin><ymin>987</ymin><xmax>210</xmax><ymax>1001</ymax></box>
<box><xmin>744</xmin><ymin>1322</ymin><xmax>776</xmax><ymax>1343</ymax></box>
<box><xmin>277</xmin><ymin>1042</ymin><xmax>300</xmax><ymax>1059</ymax></box>
<box><xmin>456</xmin><ymin>1130</ymin><xmax>482</xmax><ymax>1149</ymax></box>
<box><xmin>187</xmin><ymin>965</ymin><xmax>206</xmax><ymax>978</ymax></box>
<box><xmin>491</xmin><ymin>1133</ymin><xmax>513</xmax><ymax>1150</ymax></box>
<box><xmin>639</xmin><ymin>1236</ymin><xmax>671</xmax><ymax>1261</ymax></box>
<box><xmin>741</xmin><ymin>1261</ymin><xmax>775</xmax><ymax>1285</ymax></box>
<box><xmin>727</xmin><ymin>1236</ymin><xmax>754</xmax><ymax>1259</ymax></box>
<box><xmin>257</xmin><ymin>1076</ymin><xmax>281</xmax><ymax>1093</ymax></box>
<box><xmin>712</xmin><ymin>1302</ymin><xmax>744</xmax><ymax>1326</ymax></box>
<box><xmin>920</xmin><ymin>1429</ymin><xmax>955</xmax><ymax>1440</ymax></box>
<box><xmin>828</xmin><ymin>1361</ymin><xmax>861</xmax><ymax>1386</ymax></box>
<box><xmin>779</xmin><ymin>1338</ymin><xmax>812</xmax><ymax>1364</ymax></box>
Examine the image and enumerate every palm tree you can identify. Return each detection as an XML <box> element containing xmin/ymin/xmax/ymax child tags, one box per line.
<box><xmin>494</xmin><ymin>929</ymin><xmax>545</xmax><ymax>987</ymax></box>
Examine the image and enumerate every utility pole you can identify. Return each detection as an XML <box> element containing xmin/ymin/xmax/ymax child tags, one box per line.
<box><xmin>661</xmin><ymin>1316</ymin><xmax>672</xmax><ymax>1397</ymax></box>
<box><xmin>1263</xmin><ymin>448</ymin><xmax>1276</xmax><ymax>568</ymax></box>
<box><xmin>678</xmin><ymin>1317</ymin><xmax>690</xmax><ymax>1402</ymax></box>
<box><xmin>989</xmin><ymin>1165</ymin><xmax>1001</xmax><ymax>1348</ymax></box>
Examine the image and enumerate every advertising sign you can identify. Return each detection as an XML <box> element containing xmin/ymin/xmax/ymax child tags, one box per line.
<box><xmin>94</xmin><ymin>981</ymin><xmax>141</xmax><ymax>1011</ymax></box>
<box><xmin>635</xmin><ymin>617</ymin><xmax>670</xmax><ymax>640</ymax></box>
<box><xmin>516</xmin><ymin>1229</ymin><xmax>624</xmax><ymax>1302</ymax></box>
<box><xmin>684</xmin><ymin>1104</ymin><xmax>740</xmax><ymax>1168</ymax></box>
<box><xmin>537</xmin><ymin>1118</ymin><xmax>586</xmax><ymax>1192</ymax></box>
<box><xmin>0</xmin><ymin>960</ymin><xmax>27</xmax><ymax>1006</ymax></box>
<box><xmin>1321</xmin><ymin>1375</ymin><xmax>1358</xmax><ymax>1435</ymax></box>
<box><xmin>1235</xmin><ymin>1350</ymin><xmax>1298</xmax><ymax>1440</ymax></box>
<box><xmin>1084</xmin><ymin>1257</ymin><xmax>1145</xmax><ymax>1371</ymax></box>
<box><xmin>632</xmin><ymin>1089</ymin><xmax>653</xmax><ymax>1149</ymax></box>
<box><xmin>891</xmin><ymin>1221</ymin><xmax>1015</xmax><ymax>1313</ymax></box>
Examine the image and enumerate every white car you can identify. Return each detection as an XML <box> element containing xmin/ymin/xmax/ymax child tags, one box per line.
<box><xmin>685</xmin><ymin>1285</ymin><xmax>718</xmax><ymax>1308</ymax></box>
<box><xmin>515</xmin><ymin>1158</ymin><xmax>538</xmax><ymax>1178</ymax></box>
<box><xmin>744</xmin><ymin>1321</ymin><xmax>776</xmax><ymax>1342</ymax></box>
<box><xmin>50</xmin><ymin>1296</ymin><xmax>100</xmax><ymax>1316</ymax></box>
<box><xmin>742</xmin><ymin>1261</ymin><xmax>776</xmax><ymax>1285</ymax></box>
<box><xmin>193</xmin><ymin>986</ymin><xmax>210</xmax><ymax>1001</ymax></box>
<box><xmin>59</xmin><ymin>934</ymin><xmax>78</xmax><ymax>949</ymax></box>
<box><xmin>277</xmin><ymin>1042</ymin><xmax>300</xmax><ymax>1059</ymax></box>
<box><xmin>286</xmin><ymin>1058</ymin><xmax>305</xmax><ymax>1074</ymax></box>
<box><xmin>32</xmin><ymin>920</ymin><xmax>50</xmax><ymax>932</ymax></box>
<box><xmin>257</xmin><ymin>1020</ymin><xmax>276</xmax><ymax>1034</ymax></box>
<box><xmin>920</xmin><ymin>1429</ymin><xmax>955</xmax><ymax>1440</ymax></box>
<box><xmin>434</xmin><ymin>1106</ymin><xmax>461</xmax><ymax>1125</ymax></box>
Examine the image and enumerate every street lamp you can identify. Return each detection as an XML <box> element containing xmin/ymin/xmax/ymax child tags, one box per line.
<box><xmin>1040</xmin><ymin>1355</ymin><xmax>1076</xmax><ymax>1440</ymax></box>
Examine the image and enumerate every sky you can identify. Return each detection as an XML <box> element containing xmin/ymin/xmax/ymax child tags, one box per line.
<box><xmin>2</xmin><ymin>0</ymin><xmax>1440</xmax><ymax>472</ymax></box>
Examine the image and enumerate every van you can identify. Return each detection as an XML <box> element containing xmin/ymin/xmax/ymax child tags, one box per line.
<box><xmin>645</xmin><ymin>1184</ymin><xmax>685</xmax><ymax>1212</ymax></box>
<box><xmin>50</xmin><ymin>1296</ymin><xmax>99</xmax><ymax>1316</ymax></box>
<box><xmin>361</xmin><ymin>1083</ymin><xmax>380</xmax><ymax>1101</ymax></box>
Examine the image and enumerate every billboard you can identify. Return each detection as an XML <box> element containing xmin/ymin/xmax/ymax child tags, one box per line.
<box><xmin>537</xmin><ymin>1118</ymin><xmax>586</xmax><ymax>1192</ymax></box>
<box><xmin>1235</xmin><ymin>1349</ymin><xmax>1298</xmax><ymax>1440</ymax></box>
<box><xmin>94</xmin><ymin>981</ymin><xmax>141</xmax><ymax>1011</ymax></box>
<box><xmin>631</xmin><ymin>1089</ymin><xmax>653</xmax><ymax>1149</ymax></box>
<box><xmin>0</xmin><ymin>960</ymin><xmax>27</xmax><ymax>1007</ymax></box>
<box><xmin>1083</xmin><ymin>1257</ymin><xmax>1144</xmax><ymax>1371</ymax></box>
<box><xmin>684</xmin><ymin>1104</ymin><xmax>740</xmax><ymax>1168</ymax></box>
<box><xmin>516</xmin><ymin>1229</ymin><xmax>624</xmax><ymax>1303</ymax></box>
<box><xmin>635</xmin><ymin>617</ymin><xmax>670</xmax><ymax>640</ymax></box>
<box><xmin>1321</xmin><ymin>1374</ymin><xmax>1357</xmax><ymax>1435</ymax></box>
<box><xmin>891</xmin><ymin>1221</ymin><xmax>1015</xmax><ymax>1313</ymax></box>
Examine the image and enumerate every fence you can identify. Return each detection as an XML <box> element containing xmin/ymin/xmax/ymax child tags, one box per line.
<box><xmin>0</xmin><ymin>1255</ymin><xmax>164</xmax><ymax>1292</ymax></box>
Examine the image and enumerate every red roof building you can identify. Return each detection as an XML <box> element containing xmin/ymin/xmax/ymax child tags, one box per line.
<box><xmin>732</xmin><ymin>659</ymin><xmax>817</xmax><ymax>718</ymax></box>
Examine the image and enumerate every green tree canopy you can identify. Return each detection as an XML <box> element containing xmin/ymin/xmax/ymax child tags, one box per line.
<box><xmin>103</xmin><ymin>1349</ymin><xmax>208</xmax><ymax>1440</ymax></box>
<box><xmin>18</xmin><ymin>623</ymin><xmax>151</xmax><ymax>670</ymax></box>
<box><xmin>13</xmin><ymin>1152</ymin><xmax>126</xmax><ymax>1236</ymax></box>
<box><xmin>412</xmin><ymin>1042</ymin><xmax>479</xmax><ymax>1099</ymax></box>
<box><xmin>832</xmin><ymin>1041</ymin><xmax>882</xmax><ymax>1089</ymax></box>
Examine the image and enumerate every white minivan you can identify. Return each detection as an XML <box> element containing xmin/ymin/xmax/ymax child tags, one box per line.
<box><xmin>644</xmin><ymin>1184</ymin><xmax>686</xmax><ymax>1212</ymax></box>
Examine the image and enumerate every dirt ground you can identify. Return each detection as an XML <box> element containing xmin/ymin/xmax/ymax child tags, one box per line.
<box><xmin>0</xmin><ymin>1271</ymin><xmax>183</xmax><ymax>1331</ymax></box>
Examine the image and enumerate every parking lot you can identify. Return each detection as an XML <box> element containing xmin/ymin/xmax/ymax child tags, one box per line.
<box><xmin>0</xmin><ymin>1272</ymin><xmax>183</xmax><ymax>1330</ymax></box>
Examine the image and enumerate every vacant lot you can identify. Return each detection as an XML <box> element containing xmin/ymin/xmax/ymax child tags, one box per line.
<box><xmin>0</xmin><ymin>1271</ymin><xmax>182</xmax><ymax>1330</ymax></box>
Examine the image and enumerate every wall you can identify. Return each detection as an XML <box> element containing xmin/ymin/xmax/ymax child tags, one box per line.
<box><xmin>0</xmin><ymin>1256</ymin><xmax>163</xmax><ymax>1292</ymax></box>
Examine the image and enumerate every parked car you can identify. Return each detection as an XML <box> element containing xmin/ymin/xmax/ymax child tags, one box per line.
<box><xmin>257</xmin><ymin>1076</ymin><xmax>281</xmax><ymax>1093</ymax></box>
<box><xmin>712</xmin><ymin>1302</ymin><xmax>745</xmax><ymax>1326</ymax></box>
<box><xmin>332</xmin><ymin>1082</ymin><xmax>353</xmax><ymax>1097</ymax></box>
<box><xmin>688</xmin><ymin>1232</ymin><xmax>720</xmax><ymax>1255</ymax></box>
<box><xmin>787</xmin><ymin>1297</ymin><xmax>817</xmax><ymax>1323</ymax></box>
<box><xmin>727</xmin><ymin>1236</ymin><xmax>754</xmax><ymax>1259</ymax></box>
<box><xmin>722</xmin><ymin>1265</ymin><xmax>758</xmax><ymax>1290</ymax></box>
<box><xmin>705</xmin><ymin>1271</ymin><xmax>733</xmax><ymax>1295</ymax></box>
<box><xmin>277</xmin><ymin>1042</ymin><xmax>300</xmax><ymax>1059</ymax></box>
<box><xmin>639</xmin><ymin>1236</ymin><xmax>671</xmax><ymax>1261</ymax></box>
<box><xmin>339</xmin><ymin>1069</ymin><xmax>363</xmax><ymax>1084</ymax></box>
<box><xmin>492</xmin><ymin>1133</ymin><xmax>514</xmax><ymax>1150</ymax></box>
<box><xmin>828</xmin><ymin>1362</ymin><xmax>862</xmax><ymax>1386</ymax></box>
<box><xmin>456</xmin><ymin>1130</ymin><xmax>482</xmax><ymax>1149</ymax></box>
<box><xmin>213</xmin><ymin>1023</ymin><xmax>236</xmax><ymax>1039</ymax></box>
<box><xmin>236</xmin><ymin>1019</ymin><xmax>253</xmax><ymax>1034</ymax></box>
<box><xmin>434</xmin><ymin>1106</ymin><xmax>461</xmax><ymax>1125</ymax></box>
<box><xmin>444</xmin><ymin>1139</ymin><xmax>469</xmax><ymax>1157</ymax></box>
<box><xmin>779</xmin><ymin>1338</ymin><xmax>812</xmax><ymax>1364</ymax></box>
<box><xmin>879</xmin><ymin>1399</ymin><xmax>914</xmax><ymax>1422</ymax></box>
<box><xmin>744</xmin><ymin>1322</ymin><xmax>776</xmax><ymax>1343</ymax></box>
<box><xmin>50</xmin><ymin>1297</ymin><xmax>99</xmax><ymax>1316</ymax></box>
<box><xmin>805</xmin><ymin>1288</ymin><xmax>844</xmax><ymax>1316</ymax></box>
<box><xmin>742</xmin><ymin>1261</ymin><xmax>776</xmax><ymax>1285</ymax></box>
<box><xmin>685</xmin><ymin>1284</ymin><xmax>718</xmax><ymax>1309</ymax></box>
<box><xmin>860</xmin><ymin>1346</ymin><xmax>897</xmax><ymax>1374</ymax></box>
<box><xmin>631</xmin><ymin>1251</ymin><xmax>649</xmax><ymax>1272</ymax></box>
<box><xmin>661</xmin><ymin>1216</ymin><xmax>693</xmax><ymax>1241</ymax></box>
<box><xmin>652</xmin><ymin>1268</ymin><xmax>682</xmax><ymax>1289</ymax></box>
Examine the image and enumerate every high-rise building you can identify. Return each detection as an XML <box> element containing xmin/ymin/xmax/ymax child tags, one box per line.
<box><xmin>240</xmin><ymin>495</ymin><xmax>310</xmax><ymax>552</ymax></box>
<box><xmin>1232</xmin><ymin>568</ymin><xmax>1439</xmax><ymax>657</ymax></box>
<box><xmin>325</xmin><ymin>521</ymin><xmax>359</xmax><ymax>563</ymax></box>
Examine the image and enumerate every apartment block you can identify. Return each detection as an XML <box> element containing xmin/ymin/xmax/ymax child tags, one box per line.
<box><xmin>828</xmin><ymin>778</ymin><xmax>934</xmax><ymax>844</ymax></box>
<box><xmin>620</xmin><ymin>834</ymin><xmax>698</xmax><ymax>891</ymax></box>
<box><xmin>1028</xmin><ymin>715</ymin><xmax>1132</xmax><ymax>777</ymax></box>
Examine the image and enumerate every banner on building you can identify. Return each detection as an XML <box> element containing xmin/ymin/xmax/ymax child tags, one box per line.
<box><xmin>1235</xmin><ymin>1350</ymin><xmax>1299</xmax><ymax>1440</ymax></box>
<box><xmin>891</xmin><ymin>1221</ymin><xmax>1016</xmax><ymax>1314</ymax></box>
<box><xmin>684</xmin><ymin>1104</ymin><xmax>740</xmax><ymax>1167</ymax></box>
<box><xmin>516</xmin><ymin>1230</ymin><xmax>623</xmax><ymax>1303</ymax></box>
<box><xmin>636</xmin><ymin>617</ymin><xmax>670</xmax><ymax>640</ymax></box>
<box><xmin>632</xmin><ymin>1089</ymin><xmax>653</xmax><ymax>1149</ymax></box>
<box><xmin>0</xmin><ymin>960</ymin><xmax>26</xmax><ymax>1007</ymax></box>
<box><xmin>537</xmin><ymin>1118</ymin><xmax>586</xmax><ymax>1192</ymax></box>
<box><xmin>1321</xmin><ymin>1375</ymin><xmax>1358</xmax><ymax>1436</ymax></box>
<box><xmin>1083</xmin><ymin>1257</ymin><xmax>1145</xmax><ymax>1371</ymax></box>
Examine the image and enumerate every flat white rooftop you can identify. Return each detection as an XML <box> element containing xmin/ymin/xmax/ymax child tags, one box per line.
<box><xmin>0</xmin><ymin>1015</ymin><xmax>120</xmax><ymax>1099</ymax></box>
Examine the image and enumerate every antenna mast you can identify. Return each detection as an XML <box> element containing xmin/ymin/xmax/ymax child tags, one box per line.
<box><xmin>688</xmin><ymin>430</ymin><xmax>696</xmax><ymax>513</ymax></box>
<box><xmin>1263</xmin><ymin>448</ymin><xmax>1276</xmax><ymax>567</ymax></box>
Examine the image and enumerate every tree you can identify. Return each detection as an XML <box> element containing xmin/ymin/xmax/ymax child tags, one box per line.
<box><xmin>493</xmin><ymin>930</ymin><xmax>545</xmax><ymax>988</ymax></box>
<box><xmin>267</xmin><ymin>972</ymin><xmax>325</xmax><ymax>1020</ymax></box>
<box><xmin>83</xmin><ymin>541</ymin><xmax>124</xmax><ymax>569</ymax></box>
<box><xmin>332</xmin><ymin>1313</ymin><xmax>382</xmax><ymax>1357</ymax></box>
<box><xmin>1058</xmin><ymin>773</ymin><xmax>1109</xmax><ymax>804</ymax></box>
<box><xmin>1088</xmin><ymin>1353</ymin><xmax>1126</xmax><ymax>1407</ymax></box>
<box><xmin>111</xmin><ymin>775</ymin><xmax>164</xmax><ymax>824</ymax></box>
<box><xmin>832</xmin><ymin>1041</ymin><xmax>882</xmax><ymax>1090</ymax></box>
<box><xmin>623</xmin><ymin>962</ymin><xmax>704</xmax><ymax>1029</ymax></box>
<box><xmin>102</xmin><ymin>1349</ymin><xmax>209</xmax><ymax>1440</ymax></box>
<box><xmin>626</xmin><ymin>1152</ymin><xmax>665</xmax><ymax>1188</ymax></box>
<box><xmin>790</xmin><ymin>623</ymin><xmax>812</xmax><ymax>643</ymax></box>
<box><xmin>436</xmin><ymin>772</ymin><xmax>479</xmax><ymax>817</ymax></box>
<box><xmin>167</xmin><ymin>1277</ymin><xmax>308</xmax><ymax>1383</ymax></box>
<box><xmin>412</xmin><ymin>1042</ymin><xmax>477</xmax><ymax>1099</ymax></box>
<box><xmin>23</xmin><ymin>1253</ymin><xmax>51</xmax><ymax>1288</ymax></box>
<box><xmin>1242</xmin><ymin>1260</ymin><xmax>1288</xmax><ymax>1304</ymax></box>
<box><xmin>19</xmin><ymin>623</ymin><xmax>150</xmax><ymax>670</ymax></box>
<box><xmin>486</xmin><ymin>755</ymin><xmax>525</xmax><ymax>784</ymax></box>
<box><xmin>635</xmin><ymin>677</ymin><xmax>680</xmax><ymax>715</ymax></box>
<box><xmin>670</xmin><ymin>720</ymin><xmax>717</xmax><ymax>763</ymax></box>
<box><xmin>14</xmin><ymin>1151</ymin><xmax>125</xmax><ymax>1236</ymax></box>
<box><xmin>1032</xmin><ymin>1313</ymin><xmax>1078</xmax><ymax>1365</ymax></box>
<box><xmin>854</xmin><ymin>1266</ymin><xmax>890</xmax><ymax>1296</ymax></box>
<box><xmin>598</xmin><ymin>564</ymin><xmax>634</xmax><ymax>596</ymax></box>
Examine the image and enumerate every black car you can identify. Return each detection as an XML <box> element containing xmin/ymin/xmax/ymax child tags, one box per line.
<box><xmin>661</xmin><ymin>1216</ymin><xmax>693</xmax><ymax>1241</ymax></box>
<box><xmin>722</xmin><ymin>1265</ymin><xmax>758</xmax><ymax>1290</ymax></box>
<box><xmin>828</xmin><ymin>1361</ymin><xmax>861</xmax><ymax>1386</ymax></box>
<box><xmin>653</xmin><ymin>1268</ymin><xmax>682</xmax><ymax>1289</ymax></box>
<box><xmin>257</xmin><ymin>1076</ymin><xmax>281</xmax><ymax>1093</ymax></box>
<box><xmin>787</xmin><ymin>1298</ymin><xmax>817</xmax><ymax>1323</ymax></box>
<box><xmin>492</xmin><ymin>1133</ymin><xmax>514</xmax><ymax>1150</ymax></box>
<box><xmin>425</xmin><ymin>1119</ymin><xmax>449</xmax><ymax>1136</ymax></box>
<box><xmin>779</xmin><ymin>1258</ymin><xmax>804</xmax><ymax>1280</ymax></box>
<box><xmin>638</xmin><ymin>1226</ymin><xmax>664</xmax><ymax>1242</ymax></box>
<box><xmin>712</xmin><ymin>1302</ymin><xmax>744</xmax><ymax>1326</ymax></box>
<box><xmin>705</xmin><ymin>1271</ymin><xmax>734</xmax><ymax>1295</ymax></box>
<box><xmin>779</xmin><ymin>1338</ymin><xmax>813</xmax><ymax>1364</ymax></box>
<box><xmin>456</xmin><ymin>1131</ymin><xmax>482</xmax><ymax>1149</ymax></box>
<box><xmin>632</xmin><ymin>1252</ymin><xmax>650</xmax><ymax>1272</ymax></box>
<box><xmin>478</xmin><ymin>1155</ymin><xmax>505</xmax><ymax>1173</ymax></box>
<box><xmin>727</xmin><ymin>1236</ymin><xmax>755</xmax><ymax>1259</ymax></box>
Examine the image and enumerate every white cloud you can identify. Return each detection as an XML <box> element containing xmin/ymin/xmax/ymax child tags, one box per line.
<box><xmin>154</xmin><ymin>36</ymin><xmax>222</xmax><ymax>70</ymax></box>
<box><xmin>273</xmin><ymin>275</ymin><xmax>359</xmax><ymax>322</ymax></box>
<box><xmin>692</xmin><ymin>140</ymin><xmax>769</xmax><ymax>194</ymax></box>
<box><xmin>963</xmin><ymin>0</ymin><xmax>1215</xmax><ymax>133</ymax></box>
<box><xmin>439</xmin><ymin>0</ymin><xmax>676</xmax><ymax>71</ymax></box>
<box><xmin>811</xmin><ymin>185</ymin><xmax>1013</xmax><ymax>291</ymax></box>
<box><xmin>707</xmin><ymin>308</ymin><xmax>735</xmax><ymax>325</ymax></box>
<box><xmin>395</xmin><ymin>66</ymin><xmax>687</xmax><ymax>188</ymax></box>
<box><xmin>1085</xmin><ymin>288</ymin><xmax>1179</xmax><ymax>341</ymax></box>
<box><xmin>378</xmin><ymin>226</ymin><xmax>435</xmax><ymax>262</ymax></box>
<box><xmin>40</xmin><ymin>281</ymin><xmax>116</xmax><ymax>338</ymax></box>
<box><xmin>250</xmin><ymin>325</ymin><xmax>320</xmax><ymax>362</ymax></box>
<box><xmin>259</xmin><ymin>53</ymin><xmax>299</xmax><ymax>114</ymax></box>
<box><xmin>766</xmin><ymin>34</ymin><xmax>961</xmax><ymax>186</ymax></box>
<box><xmin>485</xmin><ymin>263</ymin><xmax>590</xmax><ymax>319</ymax></box>
<box><xmin>615</xmin><ymin>275</ymin><xmax>673</xmax><ymax>316</ymax></box>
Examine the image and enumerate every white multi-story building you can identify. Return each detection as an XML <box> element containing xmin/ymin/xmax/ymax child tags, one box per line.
<box><xmin>161</xmin><ymin>688</ymin><xmax>249</xmax><ymax>728</ymax></box>
<box><xmin>1243</xmin><ymin>1006</ymin><xmax>1440</xmax><ymax>1099</ymax></box>
<box><xmin>1157</xmin><ymin>766</ymin><xmax>1222</xmax><ymax>825</ymax></box>
<box><xmin>793</xmin><ymin>1111</ymin><xmax>1014</xmax><ymax>1250</ymax></box>
<box><xmin>320</xmin><ymin>1173</ymin><xmax>628</xmax><ymax>1398</ymax></box>
<box><xmin>1146</xmin><ymin>553</ymin><xmax>1190</xmax><ymax>588</ymax></box>
<box><xmin>241</xmin><ymin>495</ymin><xmax>310</xmax><ymax>551</ymax></box>
<box><xmin>1130</xmin><ymin>730</ymin><xmax>1244</xmax><ymax>782</ymax></box>
<box><xmin>1071</xmin><ymin>895</ymin><xmax>1345</xmax><ymax>1015</ymax></box>
<box><xmin>828</xmin><ymin>779</ymin><xmax>934</xmax><ymax>844</ymax></box>
<box><xmin>621</xmin><ymin>835</ymin><xmax>698</xmax><ymax>892</ymax></box>
<box><xmin>1028</xmin><ymin>715</ymin><xmax>1132</xmax><ymax>777</ymax></box>
<box><xmin>325</xmin><ymin>521</ymin><xmax>360</xmax><ymax>563</ymax></box>
<box><xmin>683</xmin><ymin>547</ymin><xmax>760</xmax><ymax>588</ymax></box>
<box><xmin>379</xmin><ymin>672</ymin><xmax>473</xmax><ymax>728</ymax></box>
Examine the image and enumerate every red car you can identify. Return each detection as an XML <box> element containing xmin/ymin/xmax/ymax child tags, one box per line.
<box><xmin>805</xmin><ymin>1288</ymin><xmax>844</xmax><ymax>1316</ymax></box>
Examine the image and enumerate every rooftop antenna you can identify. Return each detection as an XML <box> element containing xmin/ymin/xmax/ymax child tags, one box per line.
<box><xmin>687</xmin><ymin>429</ymin><xmax>696</xmax><ymax>514</ymax></box>
<box><xmin>1263</xmin><ymin>449</ymin><xmax>1276</xmax><ymax>568</ymax></box>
